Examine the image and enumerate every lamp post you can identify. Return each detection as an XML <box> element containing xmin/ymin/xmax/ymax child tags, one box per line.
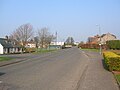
<box><xmin>55</xmin><ymin>31</ymin><xmax>57</xmax><ymax>49</ymax></box>
<box><xmin>96</xmin><ymin>25</ymin><xmax>102</xmax><ymax>54</ymax></box>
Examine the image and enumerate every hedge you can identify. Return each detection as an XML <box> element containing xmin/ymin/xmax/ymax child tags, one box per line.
<box><xmin>106</xmin><ymin>40</ymin><xmax>120</xmax><ymax>50</ymax></box>
<box><xmin>103</xmin><ymin>51</ymin><xmax>120</xmax><ymax>71</ymax></box>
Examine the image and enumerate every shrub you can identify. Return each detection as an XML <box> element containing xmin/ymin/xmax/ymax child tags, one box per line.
<box><xmin>103</xmin><ymin>51</ymin><xmax>120</xmax><ymax>71</ymax></box>
<box><xmin>25</xmin><ymin>48</ymin><xmax>36</xmax><ymax>53</ymax></box>
<box><xmin>106</xmin><ymin>40</ymin><xmax>120</xmax><ymax>50</ymax></box>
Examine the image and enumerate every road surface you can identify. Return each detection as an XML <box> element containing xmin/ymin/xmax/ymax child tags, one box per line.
<box><xmin>0</xmin><ymin>47</ymin><xmax>119</xmax><ymax>90</ymax></box>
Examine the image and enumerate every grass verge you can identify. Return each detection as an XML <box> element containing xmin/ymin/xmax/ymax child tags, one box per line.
<box><xmin>116</xmin><ymin>74</ymin><xmax>120</xmax><ymax>83</ymax></box>
<box><xmin>33</xmin><ymin>49</ymin><xmax>57</xmax><ymax>54</ymax></box>
<box><xmin>81</xmin><ymin>48</ymin><xmax>99</xmax><ymax>52</ymax></box>
<box><xmin>112</xmin><ymin>71</ymin><xmax>120</xmax><ymax>87</ymax></box>
<box><xmin>0</xmin><ymin>57</ymin><xmax>12</xmax><ymax>61</ymax></box>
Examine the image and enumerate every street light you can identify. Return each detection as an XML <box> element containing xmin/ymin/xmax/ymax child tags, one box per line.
<box><xmin>96</xmin><ymin>25</ymin><xmax>102</xmax><ymax>54</ymax></box>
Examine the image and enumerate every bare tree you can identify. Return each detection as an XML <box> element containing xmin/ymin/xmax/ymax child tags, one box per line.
<box><xmin>34</xmin><ymin>36</ymin><xmax>39</xmax><ymax>48</ymax></box>
<box><xmin>38</xmin><ymin>27</ymin><xmax>55</xmax><ymax>48</ymax></box>
<box><xmin>10</xmin><ymin>23</ymin><xmax>33</xmax><ymax>45</ymax></box>
<box><xmin>65</xmin><ymin>37</ymin><xmax>74</xmax><ymax>45</ymax></box>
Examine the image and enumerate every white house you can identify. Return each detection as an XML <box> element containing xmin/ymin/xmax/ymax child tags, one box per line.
<box><xmin>49</xmin><ymin>41</ymin><xmax>65</xmax><ymax>49</ymax></box>
<box><xmin>0</xmin><ymin>38</ymin><xmax>22</xmax><ymax>54</ymax></box>
<box><xmin>74</xmin><ymin>42</ymin><xmax>79</xmax><ymax>46</ymax></box>
<box><xmin>25</xmin><ymin>42</ymin><xmax>36</xmax><ymax>48</ymax></box>
<box><xmin>0</xmin><ymin>43</ymin><xmax>4</xmax><ymax>54</ymax></box>
<box><xmin>50</xmin><ymin>42</ymin><xmax>64</xmax><ymax>46</ymax></box>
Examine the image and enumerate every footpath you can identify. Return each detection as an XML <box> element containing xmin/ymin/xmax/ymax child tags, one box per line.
<box><xmin>78</xmin><ymin>50</ymin><xmax>119</xmax><ymax>90</ymax></box>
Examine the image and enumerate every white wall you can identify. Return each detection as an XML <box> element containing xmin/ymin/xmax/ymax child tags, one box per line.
<box><xmin>25</xmin><ymin>43</ymin><xmax>36</xmax><ymax>48</ymax></box>
<box><xmin>0</xmin><ymin>44</ymin><xmax>4</xmax><ymax>54</ymax></box>
<box><xmin>50</xmin><ymin>42</ymin><xmax>64</xmax><ymax>46</ymax></box>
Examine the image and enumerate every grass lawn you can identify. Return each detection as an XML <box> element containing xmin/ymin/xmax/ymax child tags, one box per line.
<box><xmin>34</xmin><ymin>49</ymin><xmax>57</xmax><ymax>54</ymax></box>
<box><xmin>81</xmin><ymin>48</ymin><xmax>99</xmax><ymax>52</ymax></box>
<box><xmin>116</xmin><ymin>74</ymin><xmax>120</xmax><ymax>83</ymax></box>
<box><xmin>0</xmin><ymin>57</ymin><xmax>12</xmax><ymax>61</ymax></box>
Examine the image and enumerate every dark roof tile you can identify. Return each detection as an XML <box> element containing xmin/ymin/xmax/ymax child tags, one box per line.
<box><xmin>0</xmin><ymin>38</ymin><xmax>20</xmax><ymax>48</ymax></box>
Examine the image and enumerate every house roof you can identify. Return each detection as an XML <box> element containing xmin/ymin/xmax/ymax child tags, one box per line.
<box><xmin>25</xmin><ymin>41</ymin><xmax>36</xmax><ymax>44</ymax></box>
<box><xmin>101</xmin><ymin>33</ymin><xmax>116</xmax><ymax>38</ymax></box>
<box><xmin>0</xmin><ymin>38</ymin><xmax>21</xmax><ymax>48</ymax></box>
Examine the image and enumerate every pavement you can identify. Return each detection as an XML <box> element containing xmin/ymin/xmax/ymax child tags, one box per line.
<box><xmin>77</xmin><ymin>50</ymin><xmax>119</xmax><ymax>90</ymax></box>
<box><xmin>0</xmin><ymin>47</ymin><xmax>119</xmax><ymax>90</ymax></box>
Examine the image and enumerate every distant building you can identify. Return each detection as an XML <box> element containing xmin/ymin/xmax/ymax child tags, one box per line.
<box><xmin>99</xmin><ymin>33</ymin><xmax>117</xmax><ymax>44</ymax></box>
<box><xmin>74</xmin><ymin>42</ymin><xmax>79</xmax><ymax>46</ymax></box>
<box><xmin>0</xmin><ymin>38</ymin><xmax>22</xmax><ymax>54</ymax></box>
<box><xmin>88</xmin><ymin>35</ymin><xmax>100</xmax><ymax>44</ymax></box>
<box><xmin>25</xmin><ymin>42</ymin><xmax>36</xmax><ymax>48</ymax></box>
<box><xmin>49</xmin><ymin>42</ymin><xmax>65</xmax><ymax>49</ymax></box>
<box><xmin>87</xmin><ymin>33</ymin><xmax>117</xmax><ymax>44</ymax></box>
<box><xmin>50</xmin><ymin>42</ymin><xmax>64</xmax><ymax>46</ymax></box>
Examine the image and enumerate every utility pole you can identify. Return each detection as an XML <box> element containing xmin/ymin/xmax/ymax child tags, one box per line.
<box><xmin>55</xmin><ymin>31</ymin><xmax>57</xmax><ymax>46</ymax></box>
<box><xmin>96</xmin><ymin>25</ymin><xmax>102</xmax><ymax>54</ymax></box>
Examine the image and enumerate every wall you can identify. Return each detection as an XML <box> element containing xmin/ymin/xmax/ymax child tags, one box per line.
<box><xmin>0</xmin><ymin>44</ymin><xmax>4</xmax><ymax>54</ymax></box>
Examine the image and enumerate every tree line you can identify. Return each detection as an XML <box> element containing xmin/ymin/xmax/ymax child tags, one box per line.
<box><xmin>9</xmin><ymin>23</ymin><xmax>56</xmax><ymax>48</ymax></box>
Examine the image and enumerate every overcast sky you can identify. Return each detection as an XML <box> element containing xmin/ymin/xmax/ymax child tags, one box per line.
<box><xmin>0</xmin><ymin>0</ymin><xmax>120</xmax><ymax>42</ymax></box>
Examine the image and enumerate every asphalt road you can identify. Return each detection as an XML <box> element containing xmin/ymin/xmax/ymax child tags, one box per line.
<box><xmin>0</xmin><ymin>47</ymin><xmax>119</xmax><ymax>90</ymax></box>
